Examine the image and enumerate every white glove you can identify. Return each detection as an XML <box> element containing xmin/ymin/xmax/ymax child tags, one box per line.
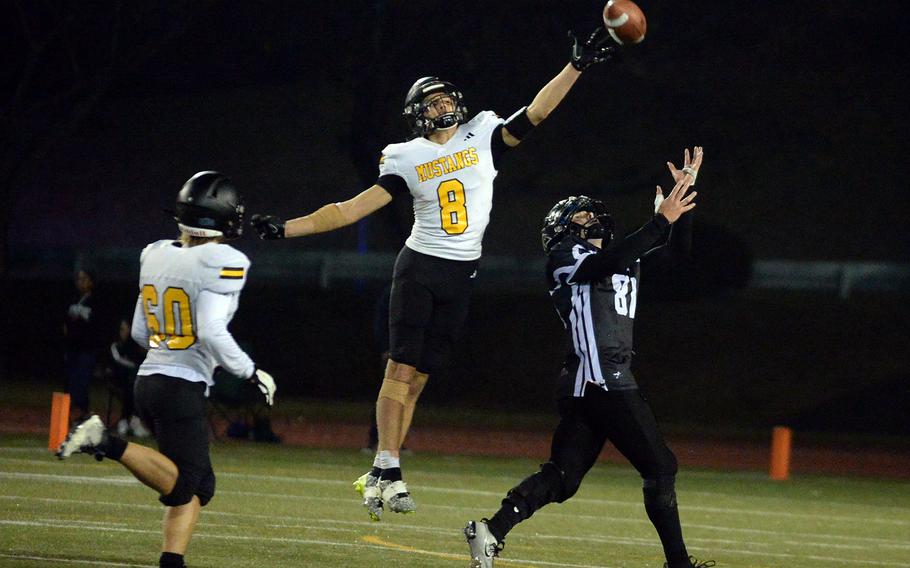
<box><xmin>249</xmin><ymin>369</ymin><xmax>277</xmax><ymax>406</ymax></box>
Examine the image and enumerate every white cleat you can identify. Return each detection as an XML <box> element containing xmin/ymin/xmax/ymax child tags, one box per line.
<box><xmin>464</xmin><ymin>519</ymin><xmax>503</xmax><ymax>568</ymax></box>
<box><xmin>56</xmin><ymin>415</ymin><xmax>106</xmax><ymax>460</ymax></box>
<box><xmin>354</xmin><ymin>472</ymin><xmax>383</xmax><ymax>521</ymax></box>
<box><xmin>381</xmin><ymin>479</ymin><xmax>416</xmax><ymax>514</ymax></box>
<box><xmin>129</xmin><ymin>415</ymin><xmax>151</xmax><ymax>438</ymax></box>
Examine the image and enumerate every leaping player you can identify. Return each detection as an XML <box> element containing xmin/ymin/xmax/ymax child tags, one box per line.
<box><xmin>252</xmin><ymin>28</ymin><xmax>618</xmax><ymax>521</ymax></box>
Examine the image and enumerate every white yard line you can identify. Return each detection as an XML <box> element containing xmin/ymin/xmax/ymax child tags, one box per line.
<box><xmin>1</xmin><ymin>518</ymin><xmax>907</xmax><ymax>568</ymax></box>
<box><xmin>0</xmin><ymin>552</ymin><xmax>155</xmax><ymax>567</ymax></box>
<box><xmin>0</xmin><ymin>519</ymin><xmax>613</xmax><ymax>568</ymax></box>
<box><xmin>6</xmin><ymin>466</ymin><xmax>907</xmax><ymax>529</ymax></box>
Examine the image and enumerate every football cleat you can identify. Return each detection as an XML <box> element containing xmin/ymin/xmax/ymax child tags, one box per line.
<box><xmin>56</xmin><ymin>415</ymin><xmax>107</xmax><ymax>460</ymax></box>
<box><xmin>354</xmin><ymin>472</ymin><xmax>383</xmax><ymax>521</ymax></box>
<box><xmin>380</xmin><ymin>479</ymin><xmax>416</xmax><ymax>514</ymax></box>
<box><xmin>128</xmin><ymin>415</ymin><xmax>151</xmax><ymax>438</ymax></box>
<box><xmin>664</xmin><ymin>557</ymin><xmax>716</xmax><ymax>568</ymax></box>
<box><xmin>464</xmin><ymin>519</ymin><xmax>503</xmax><ymax>568</ymax></box>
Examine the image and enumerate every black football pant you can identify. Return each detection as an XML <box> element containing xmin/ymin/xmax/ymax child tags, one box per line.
<box><xmin>388</xmin><ymin>245</ymin><xmax>478</xmax><ymax>375</ymax></box>
<box><xmin>134</xmin><ymin>374</ymin><xmax>216</xmax><ymax>507</ymax></box>
<box><xmin>550</xmin><ymin>387</ymin><xmax>678</xmax><ymax>488</ymax></box>
<box><xmin>487</xmin><ymin>387</ymin><xmax>690</xmax><ymax>566</ymax></box>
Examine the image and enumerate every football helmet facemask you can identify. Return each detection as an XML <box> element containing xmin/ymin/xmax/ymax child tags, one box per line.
<box><xmin>541</xmin><ymin>195</ymin><xmax>614</xmax><ymax>253</ymax></box>
<box><xmin>175</xmin><ymin>171</ymin><xmax>245</xmax><ymax>239</ymax></box>
<box><xmin>403</xmin><ymin>76</ymin><xmax>468</xmax><ymax>139</ymax></box>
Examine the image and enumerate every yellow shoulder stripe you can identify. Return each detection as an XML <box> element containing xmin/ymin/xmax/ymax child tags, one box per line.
<box><xmin>219</xmin><ymin>267</ymin><xmax>244</xmax><ymax>279</ymax></box>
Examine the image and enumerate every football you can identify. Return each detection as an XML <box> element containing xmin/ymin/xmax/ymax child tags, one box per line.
<box><xmin>603</xmin><ymin>0</ymin><xmax>647</xmax><ymax>45</ymax></box>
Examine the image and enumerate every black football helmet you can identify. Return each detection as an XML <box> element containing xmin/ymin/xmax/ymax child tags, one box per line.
<box><xmin>402</xmin><ymin>76</ymin><xmax>468</xmax><ymax>139</ymax></box>
<box><xmin>541</xmin><ymin>195</ymin><xmax>614</xmax><ymax>253</ymax></box>
<box><xmin>175</xmin><ymin>171</ymin><xmax>245</xmax><ymax>239</ymax></box>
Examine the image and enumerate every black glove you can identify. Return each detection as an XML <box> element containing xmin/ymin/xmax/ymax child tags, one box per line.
<box><xmin>250</xmin><ymin>214</ymin><xmax>286</xmax><ymax>240</ymax></box>
<box><xmin>570</xmin><ymin>27</ymin><xmax>618</xmax><ymax>71</ymax></box>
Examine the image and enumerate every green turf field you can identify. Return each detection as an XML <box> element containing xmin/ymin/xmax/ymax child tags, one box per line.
<box><xmin>0</xmin><ymin>434</ymin><xmax>907</xmax><ymax>568</ymax></box>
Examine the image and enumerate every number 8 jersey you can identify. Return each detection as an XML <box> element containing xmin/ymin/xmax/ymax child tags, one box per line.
<box><xmin>130</xmin><ymin>240</ymin><xmax>255</xmax><ymax>389</ymax></box>
<box><xmin>379</xmin><ymin>111</ymin><xmax>504</xmax><ymax>261</ymax></box>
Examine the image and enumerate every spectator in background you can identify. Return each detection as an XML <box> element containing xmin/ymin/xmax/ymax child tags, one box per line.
<box><xmin>63</xmin><ymin>268</ymin><xmax>104</xmax><ymax>422</ymax></box>
<box><xmin>108</xmin><ymin>318</ymin><xmax>151</xmax><ymax>438</ymax></box>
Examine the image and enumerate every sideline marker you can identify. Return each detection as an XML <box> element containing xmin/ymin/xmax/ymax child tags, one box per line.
<box><xmin>769</xmin><ymin>426</ymin><xmax>792</xmax><ymax>480</ymax></box>
<box><xmin>48</xmin><ymin>392</ymin><xmax>70</xmax><ymax>451</ymax></box>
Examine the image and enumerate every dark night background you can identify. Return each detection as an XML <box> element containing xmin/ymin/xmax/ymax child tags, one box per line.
<box><xmin>2</xmin><ymin>1</ymin><xmax>908</xmax><ymax>435</ymax></box>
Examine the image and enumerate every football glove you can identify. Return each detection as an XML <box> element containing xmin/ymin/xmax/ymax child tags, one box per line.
<box><xmin>248</xmin><ymin>368</ymin><xmax>277</xmax><ymax>406</ymax></box>
<box><xmin>570</xmin><ymin>27</ymin><xmax>618</xmax><ymax>71</ymax></box>
<box><xmin>251</xmin><ymin>214</ymin><xmax>286</xmax><ymax>240</ymax></box>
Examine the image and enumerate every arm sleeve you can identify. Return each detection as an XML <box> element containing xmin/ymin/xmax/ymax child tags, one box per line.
<box><xmin>130</xmin><ymin>295</ymin><xmax>150</xmax><ymax>351</ymax></box>
<box><xmin>490</xmin><ymin>124</ymin><xmax>511</xmax><ymax>168</ymax></box>
<box><xmin>376</xmin><ymin>174</ymin><xmax>409</xmax><ymax>198</ymax></box>
<box><xmin>641</xmin><ymin>212</ymin><xmax>694</xmax><ymax>269</ymax></box>
<box><xmin>571</xmin><ymin>215</ymin><xmax>672</xmax><ymax>283</ymax></box>
<box><xmin>196</xmin><ymin>290</ymin><xmax>255</xmax><ymax>380</ymax></box>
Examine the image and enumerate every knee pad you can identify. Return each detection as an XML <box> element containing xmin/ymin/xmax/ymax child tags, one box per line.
<box><xmin>642</xmin><ymin>474</ymin><xmax>678</xmax><ymax>510</ymax></box>
<box><xmin>159</xmin><ymin>472</ymin><xmax>197</xmax><ymax>507</ymax></box>
<box><xmin>638</xmin><ymin>448</ymin><xmax>679</xmax><ymax>480</ymax></box>
<box><xmin>196</xmin><ymin>470</ymin><xmax>216</xmax><ymax>507</ymax></box>
<box><xmin>505</xmin><ymin>461</ymin><xmax>567</xmax><ymax>519</ymax></box>
<box><xmin>378</xmin><ymin>377</ymin><xmax>410</xmax><ymax>405</ymax></box>
<box><xmin>159</xmin><ymin>469</ymin><xmax>216</xmax><ymax>507</ymax></box>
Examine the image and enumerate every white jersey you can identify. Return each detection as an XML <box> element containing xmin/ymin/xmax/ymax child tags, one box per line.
<box><xmin>130</xmin><ymin>240</ymin><xmax>255</xmax><ymax>389</ymax></box>
<box><xmin>379</xmin><ymin>110</ymin><xmax>504</xmax><ymax>261</ymax></box>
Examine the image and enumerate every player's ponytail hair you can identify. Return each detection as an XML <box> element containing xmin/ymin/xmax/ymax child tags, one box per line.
<box><xmin>179</xmin><ymin>232</ymin><xmax>223</xmax><ymax>248</ymax></box>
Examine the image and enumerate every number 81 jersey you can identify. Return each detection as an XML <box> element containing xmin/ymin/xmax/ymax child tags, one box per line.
<box><xmin>379</xmin><ymin>111</ymin><xmax>504</xmax><ymax>261</ymax></box>
<box><xmin>133</xmin><ymin>239</ymin><xmax>251</xmax><ymax>387</ymax></box>
<box><xmin>546</xmin><ymin>238</ymin><xmax>640</xmax><ymax>397</ymax></box>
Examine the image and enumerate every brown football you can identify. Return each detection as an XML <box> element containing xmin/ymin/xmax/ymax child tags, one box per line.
<box><xmin>603</xmin><ymin>0</ymin><xmax>647</xmax><ymax>45</ymax></box>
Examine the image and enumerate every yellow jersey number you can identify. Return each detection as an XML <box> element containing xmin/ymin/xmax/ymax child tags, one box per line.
<box><xmin>140</xmin><ymin>284</ymin><xmax>196</xmax><ymax>350</ymax></box>
<box><xmin>437</xmin><ymin>179</ymin><xmax>468</xmax><ymax>235</ymax></box>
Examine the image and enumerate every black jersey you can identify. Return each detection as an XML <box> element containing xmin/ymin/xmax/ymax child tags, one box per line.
<box><xmin>546</xmin><ymin>214</ymin><xmax>678</xmax><ymax>399</ymax></box>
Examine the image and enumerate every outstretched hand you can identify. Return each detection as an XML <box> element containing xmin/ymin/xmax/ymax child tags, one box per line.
<box><xmin>655</xmin><ymin>176</ymin><xmax>697</xmax><ymax>224</ymax></box>
<box><xmin>667</xmin><ymin>146</ymin><xmax>704</xmax><ymax>185</ymax></box>
<box><xmin>570</xmin><ymin>27</ymin><xmax>618</xmax><ymax>71</ymax></box>
<box><xmin>251</xmin><ymin>214</ymin><xmax>286</xmax><ymax>240</ymax></box>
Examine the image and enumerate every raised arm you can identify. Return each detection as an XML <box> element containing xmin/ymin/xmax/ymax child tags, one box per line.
<box><xmin>571</xmin><ymin>175</ymin><xmax>696</xmax><ymax>282</ymax></box>
<box><xmin>501</xmin><ymin>27</ymin><xmax>617</xmax><ymax>147</ymax></box>
<box><xmin>646</xmin><ymin>147</ymin><xmax>704</xmax><ymax>262</ymax></box>
<box><xmin>252</xmin><ymin>184</ymin><xmax>393</xmax><ymax>240</ymax></box>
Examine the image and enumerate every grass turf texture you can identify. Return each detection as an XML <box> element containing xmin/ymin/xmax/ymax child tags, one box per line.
<box><xmin>1</xmin><ymin>434</ymin><xmax>908</xmax><ymax>567</ymax></box>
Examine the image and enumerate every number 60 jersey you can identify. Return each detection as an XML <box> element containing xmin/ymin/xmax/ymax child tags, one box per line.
<box><xmin>379</xmin><ymin>111</ymin><xmax>504</xmax><ymax>262</ymax></box>
<box><xmin>130</xmin><ymin>240</ymin><xmax>255</xmax><ymax>389</ymax></box>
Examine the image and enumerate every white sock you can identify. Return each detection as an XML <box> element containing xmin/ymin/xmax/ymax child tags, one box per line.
<box><xmin>378</xmin><ymin>450</ymin><xmax>400</xmax><ymax>470</ymax></box>
<box><xmin>372</xmin><ymin>454</ymin><xmax>381</xmax><ymax>469</ymax></box>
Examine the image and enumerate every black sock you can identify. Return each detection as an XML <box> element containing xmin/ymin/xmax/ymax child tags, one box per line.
<box><xmin>487</xmin><ymin>500</ymin><xmax>524</xmax><ymax>542</ymax></box>
<box><xmin>159</xmin><ymin>551</ymin><xmax>185</xmax><ymax>568</ymax></box>
<box><xmin>370</xmin><ymin>466</ymin><xmax>382</xmax><ymax>478</ymax></box>
<box><xmin>100</xmin><ymin>435</ymin><xmax>128</xmax><ymax>461</ymax></box>
<box><xmin>379</xmin><ymin>467</ymin><xmax>402</xmax><ymax>482</ymax></box>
